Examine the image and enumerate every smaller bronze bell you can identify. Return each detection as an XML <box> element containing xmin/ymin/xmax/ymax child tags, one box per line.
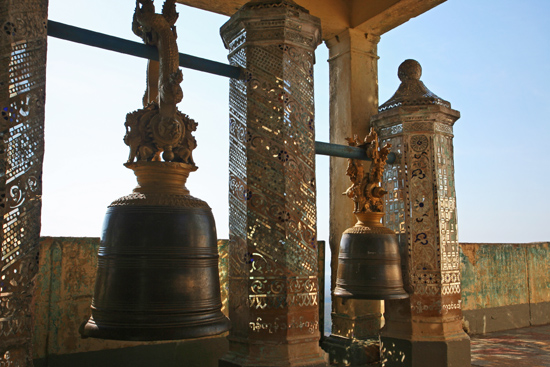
<box><xmin>334</xmin><ymin>212</ymin><xmax>408</xmax><ymax>300</ymax></box>
<box><xmin>335</xmin><ymin>129</ymin><xmax>408</xmax><ymax>300</ymax></box>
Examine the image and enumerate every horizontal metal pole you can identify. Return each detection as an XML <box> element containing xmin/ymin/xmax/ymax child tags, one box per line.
<box><xmin>46</xmin><ymin>22</ymin><xmax>395</xmax><ymax>164</ymax></box>
<box><xmin>46</xmin><ymin>20</ymin><xmax>243</xmax><ymax>79</ymax></box>
<box><xmin>315</xmin><ymin>141</ymin><xmax>396</xmax><ymax>164</ymax></box>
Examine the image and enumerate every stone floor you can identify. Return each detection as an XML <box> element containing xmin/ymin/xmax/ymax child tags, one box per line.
<box><xmin>471</xmin><ymin>324</ymin><xmax>550</xmax><ymax>366</ymax></box>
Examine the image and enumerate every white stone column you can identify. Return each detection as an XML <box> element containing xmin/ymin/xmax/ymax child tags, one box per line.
<box><xmin>219</xmin><ymin>1</ymin><xmax>327</xmax><ymax>366</ymax></box>
<box><xmin>323</xmin><ymin>28</ymin><xmax>384</xmax><ymax>366</ymax></box>
<box><xmin>372</xmin><ymin>60</ymin><xmax>470</xmax><ymax>367</ymax></box>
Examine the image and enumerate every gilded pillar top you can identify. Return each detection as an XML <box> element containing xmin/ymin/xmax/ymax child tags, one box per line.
<box><xmin>240</xmin><ymin>0</ymin><xmax>309</xmax><ymax>13</ymax></box>
<box><xmin>378</xmin><ymin>59</ymin><xmax>451</xmax><ymax>112</ymax></box>
<box><xmin>220</xmin><ymin>0</ymin><xmax>321</xmax><ymax>51</ymax></box>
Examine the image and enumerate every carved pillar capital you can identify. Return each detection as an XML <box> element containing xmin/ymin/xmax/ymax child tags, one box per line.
<box><xmin>221</xmin><ymin>0</ymin><xmax>321</xmax><ymax>52</ymax></box>
<box><xmin>326</xmin><ymin>28</ymin><xmax>380</xmax><ymax>62</ymax></box>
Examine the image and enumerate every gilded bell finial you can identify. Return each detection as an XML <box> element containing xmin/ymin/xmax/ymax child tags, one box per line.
<box><xmin>343</xmin><ymin>128</ymin><xmax>391</xmax><ymax>217</ymax></box>
<box><xmin>123</xmin><ymin>0</ymin><xmax>197</xmax><ymax>165</ymax></box>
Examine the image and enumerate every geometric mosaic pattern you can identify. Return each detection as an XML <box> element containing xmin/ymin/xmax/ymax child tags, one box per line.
<box><xmin>0</xmin><ymin>0</ymin><xmax>47</xmax><ymax>365</ymax></box>
<box><xmin>375</xmin><ymin>60</ymin><xmax>471</xmax><ymax>367</ymax></box>
<box><xmin>374</xmin><ymin>62</ymin><xmax>463</xmax><ymax>322</ymax></box>
<box><xmin>378</xmin><ymin>116</ymin><xmax>462</xmax><ymax>319</ymax></box>
<box><xmin>221</xmin><ymin>3</ymin><xmax>327</xmax><ymax>366</ymax></box>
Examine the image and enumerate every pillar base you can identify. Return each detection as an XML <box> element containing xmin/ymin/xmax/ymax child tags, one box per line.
<box><xmin>219</xmin><ymin>356</ymin><xmax>328</xmax><ymax>367</ymax></box>
<box><xmin>380</xmin><ymin>336</ymin><xmax>470</xmax><ymax>367</ymax></box>
<box><xmin>219</xmin><ymin>339</ymin><xmax>329</xmax><ymax>367</ymax></box>
<box><xmin>322</xmin><ymin>335</ymin><xmax>380</xmax><ymax>367</ymax></box>
<box><xmin>220</xmin><ymin>361</ymin><xmax>328</xmax><ymax>367</ymax></box>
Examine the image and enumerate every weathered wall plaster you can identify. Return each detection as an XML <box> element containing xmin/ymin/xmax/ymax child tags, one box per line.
<box><xmin>460</xmin><ymin>242</ymin><xmax>550</xmax><ymax>335</ymax></box>
<box><xmin>33</xmin><ymin>237</ymin><xmax>230</xmax><ymax>364</ymax></box>
<box><xmin>32</xmin><ymin>237</ymin><xmax>550</xmax><ymax>362</ymax></box>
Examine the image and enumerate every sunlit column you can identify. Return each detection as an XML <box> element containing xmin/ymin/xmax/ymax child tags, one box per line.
<box><xmin>219</xmin><ymin>1</ymin><xmax>327</xmax><ymax>366</ymax></box>
<box><xmin>324</xmin><ymin>28</ymin><xmax>384</xmax><ymax>366</ymax></box>
<box><xmin>372</xmin><ymin>59</ymin><xmax>470</xmax><ymax>367</ymax></box>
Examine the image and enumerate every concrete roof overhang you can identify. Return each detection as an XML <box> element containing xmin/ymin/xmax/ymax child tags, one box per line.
<box><xmin>177</xmin><ymin>0</ymin><xmax>445</xmax><ymax>40</ymax></box>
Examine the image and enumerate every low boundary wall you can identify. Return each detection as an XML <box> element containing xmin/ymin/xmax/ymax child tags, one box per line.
<box><xmin>32</xmin><ymin>238</ymin><xmax>550</xmax><ymax>364</ymax></box>
<box><xmin>32</xmin><ymin>237</ymin><xmax>325</xmax><ymax>366</ymax></box>
<box><xmin>32</xmin><ymin>237</ymin><xmax>229</xmax><ymax>367</ymax></box>
<box><xmin>460</xmin><ymin>242</ymin><xmax>550</xmax><ymax>335</ymax></box>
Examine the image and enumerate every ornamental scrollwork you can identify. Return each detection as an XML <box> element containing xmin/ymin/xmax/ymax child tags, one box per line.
<box><xmin>344</xmin><ymin>128</ymin><xmax>392</xmax><ymax>213</ymax></box>
<box><xmin>123</xmin><ymin>0</ymin><xmax>197</xmax><ymax>164</ymax></box>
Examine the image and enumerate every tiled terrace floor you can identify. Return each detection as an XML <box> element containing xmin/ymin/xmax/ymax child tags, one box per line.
<box><xmin>471</xmin><ymin>324</ymin><xmax>550</xmax><ymax>366</ymax></box>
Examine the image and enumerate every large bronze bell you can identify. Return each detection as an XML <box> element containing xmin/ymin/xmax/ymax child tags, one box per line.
<box><xmin>80</xmin><ymin>162</ymin><xmax>230</xmax><ymax>340</ymax></box>
<box><xmin>334</xmin><ymin>212</ymin><xmax>408</xmax><ymax>300</ymax></box>
<box><xmin>81</xmin><ymin>0</ymin><xmax>230</xmax><ymax>340</ymax></box>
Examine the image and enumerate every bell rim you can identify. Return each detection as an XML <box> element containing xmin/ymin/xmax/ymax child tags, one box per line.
<box><xmin>334</xmin><ymin>287</ymin><xmax>409</xmax><ymax>300</ymax></box>
<box><xmin>80</xmin><ymin>314</ymin><xmax>230</xmax><ymax>341</ymax></box>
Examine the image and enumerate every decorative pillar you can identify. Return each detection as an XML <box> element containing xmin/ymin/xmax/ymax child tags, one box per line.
<box><xmin>220</xmin><ymin>1</ymin><xmax>327</xmax><ymax>366</ymax></box>
<box><xmin>371</xmin><ymin>59</ymin><xmax>470</xmax><ymax>367</ymax></box>
<box><xmin>0</xmin><ymin>0</ymin><xmax>48</xmax><ymax>365</ymax></box>
<box><xmin>323</xmin><ymin>29</ymin><xmax>383</xmax><ymax>366</ymax></box>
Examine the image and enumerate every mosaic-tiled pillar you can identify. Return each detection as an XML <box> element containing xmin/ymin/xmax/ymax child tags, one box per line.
<box><xmin>323</xmin><ymin>29</ymin><xmax>383</xmax><ymax>366</ymax></box>
<box><xmin>371</xmin><ymin>60</ymin><xmax>470</xmax><ymax>367</ymax></box>
<box><xmin>219</xmin><ymin>1</ymin><xmax>327</xmax><ymax>366</ymax></box>
<box><xmin>0</xmin><ymin>0</ymin><xmax>47</xmax><ymax>365</ymax></box>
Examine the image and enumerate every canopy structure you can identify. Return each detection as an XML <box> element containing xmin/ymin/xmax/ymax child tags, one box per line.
<box><xmin>177</xmin><ymin>0</ymin><xmax>445</xmax><ymax>39</ymax></box>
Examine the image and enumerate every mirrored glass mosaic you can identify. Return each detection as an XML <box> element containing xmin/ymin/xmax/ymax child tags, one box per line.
<box><xmin>0</xmin><ymin>0</ymin><xmax>47</xmax><ymax>364</ymax></box>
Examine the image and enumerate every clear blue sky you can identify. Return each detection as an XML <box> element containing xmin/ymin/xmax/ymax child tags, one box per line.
<box><xmin>42</xmin><ymin>0</ymin><xmax>549</xmax><ymax>244</ymax></box>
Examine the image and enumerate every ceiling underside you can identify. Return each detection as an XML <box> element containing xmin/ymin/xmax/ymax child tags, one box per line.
<box><xmin>177</xmin><ymin>0</ymin><xmax>445</xmax><ymax>40</ymax></box>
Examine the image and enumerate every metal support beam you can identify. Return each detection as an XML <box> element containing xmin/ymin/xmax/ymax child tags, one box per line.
<box><xmin>315</xmin><ymin>141</ymin><xmax>396</xmax><ymax>164</ymax></box>
<box><xmin>46</xmin><ymin>20</ymin><xmax>243</xmax><ymax>79</ymax></box>
<box><xmin>46</xmin><ymin>20</ymin><xmax>394</xmax><ymax>164</ymax></box>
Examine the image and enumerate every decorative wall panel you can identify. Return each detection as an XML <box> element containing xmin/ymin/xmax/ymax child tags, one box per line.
<box><xmin>0</xmin><ymin>0</ymin><xmax>47</xmax><ymax>365</ymax></box>
<box><xmin>461</xmin><ymin>242</ymin><xmax>550</xmax><ymax>334</ymax></box>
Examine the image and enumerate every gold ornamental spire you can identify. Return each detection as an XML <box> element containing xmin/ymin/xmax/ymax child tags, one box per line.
<box><xmin>124</xmin><ymin>0</ymin><xmax>197</xmax><ymax>164</ymax></box>
<box><xmin>344</xmin><ymin>128</ymin><xmax>392</xmax><ymax>214</ymax></box>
